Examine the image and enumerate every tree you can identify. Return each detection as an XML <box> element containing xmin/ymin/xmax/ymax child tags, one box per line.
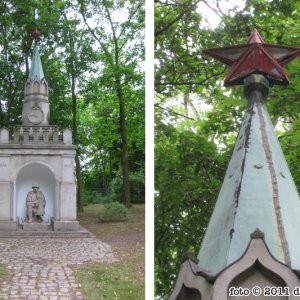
<box><xmin>155</xmin><ymin>0</ymin><xmax>230</xmax><ymax>97</ymax></box>
<box><xmin>78</xmin><ymin>0</ymin><xmax>144</xmax><ymax>207</ymax></box>
<box><xmin>155</xmin><ymin>111</ymin><xmax>229</xmax><ymax>296</ymax></box>
<box><xmin>58</xmin><ymin>5</ymin><xmax>95</xmax><ymax>211</ymax></box>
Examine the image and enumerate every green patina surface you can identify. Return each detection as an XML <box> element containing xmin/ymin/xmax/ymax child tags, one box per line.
<box><xmin>198</xmin><ymin>87</ymin><xmax>300</xmax><ymax>273</ymax></box>
<box><xmin>28</xmin><ymin>43</ymin><xmax>44</xmax><ymax>81</ymax></box>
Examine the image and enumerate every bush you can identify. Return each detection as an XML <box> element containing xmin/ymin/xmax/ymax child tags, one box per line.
<box><xmin>99</xmin><ymin>202</ymin><xmax>128</xmax><ymax>222</ymax></box>
<box><xmin>84</xmin><ymin>190</ymin><xmax>100</xmax><ymax>204</ymax></box>
<box><xmin>108</xmin><ymin>170</ymin><xmax>145</xmax><ymax>203</ymax></box>
<box><xmin>84</xmin><ymin>190</ymin><xmax>111</xmax><ymax>204</ymax></box>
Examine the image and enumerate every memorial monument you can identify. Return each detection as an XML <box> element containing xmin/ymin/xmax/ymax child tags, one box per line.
<box><xmin>169</xmin><ymin>30</ymin><xmax>300</xmax><ymax>299</ymax></box>
<box><xmin>26</xmin><ymin>183</ymin><xmax>46</xmax><ymax>223</ymax></box>
<box><xmin>0</xmin><ymin>30</ymin><xmax>79</xmax><ymax>232</ymax></box>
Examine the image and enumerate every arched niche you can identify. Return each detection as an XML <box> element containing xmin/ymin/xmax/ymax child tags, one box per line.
<box><xmin>25</xmin><ymin>82</ymin><xmax>31</xmax><ymax>94</ymax></box>
<box><xmin>212</xmin><ymin>231</ymin><xmax>300</xmax><ymax>300</ymax></box>
<box><xmin>168</xmin><ymin>259</ymin><xmax>211</xmax><ymax>300</ymax></box>
<box><xmin>176</xmin><ymin>284</ymin><xmax>201</xmax><ymax>300</ymax></box>
<box><xmin>33</xmin><ymin>81</ymin><xmax>40</xmax><ymax>93</ymax></box>
<box><xmin>16</xmin><ymin>163</ymin><xmax>56</xmax><ymax>222</ymax></box>
<box><xmin>229</xmin><ymin>261</ymin><xmax>287</xmax><ymax>300</ymax></box>
<box><xmin>40</xmin><ymin>81</ymin><xmax>48</xmax><ymax>95</ymax></box>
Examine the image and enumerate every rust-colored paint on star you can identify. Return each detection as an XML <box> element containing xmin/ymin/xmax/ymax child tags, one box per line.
<box><xmin>246</xmin><ymin>29</ymin><xmax>265</xmax><ymax>44</ymax></box>
<box><xmin>32</xmin><ymin>29</ymin><xmax>41</xmax><ymax>41</ymax></box>
<box><xmin>203</xmin><ymin>29</ymin><xmax>300</xmax><ymax>86</ymax></box>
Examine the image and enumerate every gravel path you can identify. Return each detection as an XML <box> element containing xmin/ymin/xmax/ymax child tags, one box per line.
<box><xmin>0</xmin><ymin>238</ymin><xmax>116</xmax><ymax>299</ymax></box>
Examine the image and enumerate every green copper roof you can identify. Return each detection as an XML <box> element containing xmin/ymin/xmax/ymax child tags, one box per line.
<box><xmin>28</xmin><ymin>42</ymin><xmax>44</xmax><ymax>81</ymax></box>
<box><xmin>198</xmin><ymin>79</ymin><xmax>300</xmax><ymax>273</ymax></box>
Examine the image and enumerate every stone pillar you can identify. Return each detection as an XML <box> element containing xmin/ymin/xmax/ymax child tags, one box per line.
<box><xmin>0</xmin><ymin>128</ymin><xmax>9</xmax><ymax>143</ymax></box>
<box><xmin>63</xmin><ymin>129</ymin><xmax>73</xmax><ymax>145</ymax></box>
<box><xmin>0</xmin><ymin>155</ymin><xmax>16</xmax><ymax>230</ymax></box>
<box><xmin>0</xmin><ymin>182</ymin><xmax>11</xmax><ymax>221</ymax></box>
<box><xmin>52</xmin><ymin>155</ymin><xmax>78</xmax><ymax>231</ymax></box>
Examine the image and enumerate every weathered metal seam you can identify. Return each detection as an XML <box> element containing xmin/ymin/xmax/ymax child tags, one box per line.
<box><xmin>229</xmin><ymin>106</ymin><xmax>252</xmax><ymax>246</ymax></box>
<box><xmin>234</xmin><ymin>113</ymin><xmax>252</xmax><ymax>207</ymax></box>
<box><xmin>256</xmin><ymin>97</ymin><xmax>291</xmax><ymax>266</ymax></box>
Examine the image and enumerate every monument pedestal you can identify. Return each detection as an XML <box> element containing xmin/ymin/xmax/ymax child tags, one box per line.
<box><xmin>52</xmin><ymin>219</ymin><xmax>79</xmax><ymax>231</ymax></box>
<box><xmin>23</xmin><ymin>222</ymin><xmax>50</xmax><ymax>231</ymax></box>
<box><xmin>0</xmin><ymin>221</ymin><xmax>17</xmax><ymax>231</ymax></box>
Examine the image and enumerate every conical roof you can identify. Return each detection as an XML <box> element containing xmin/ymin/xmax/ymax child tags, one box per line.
<box><xmin>28</xmin><ymin>42</ymin><xmax>45</xmax><ymax>81</ymax></box>
<box><xmin>198</xmin><ymin>77</ymin><xmax>300</xmax><ymax>273</ymax></box>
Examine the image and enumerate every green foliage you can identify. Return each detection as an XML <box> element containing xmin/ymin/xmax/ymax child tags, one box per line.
<box><xmin>75</xmin><ymin>0</ymin><xmax>145</xmax><ymax>206</ymax></box>
<box><xmin>99</xmin><ymin>202</ymin><xmax>128</xmax><ymax>222</ymax></box>
<box><xmin>83</xmin><ymin>190</ymin><xmax>109</xmax><ymax>205</ymax></box>
<box><xmin>104</xmin><ymin>170</ymin><xmax>145</xmax><ymax>204</ymax></box>
<box><xmin>155</xmin><ymin>0</ymin><xmax>300</xmax><ymax>297</ymax></box>
<box><xmin>155</xmin><ymin>115</ymin><xmax>229</xmax><ymax>296</ymax></box>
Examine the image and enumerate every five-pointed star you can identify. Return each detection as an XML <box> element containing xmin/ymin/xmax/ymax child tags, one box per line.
<box><xmin>203</xmin><ymin>30</ymin><xmax>300</xmax><ymax>86</ymax></box>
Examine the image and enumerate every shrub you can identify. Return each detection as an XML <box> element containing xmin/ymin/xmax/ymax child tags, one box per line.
<box><xmin>84</xmin><ymin>190</ymin><xmax>111</xmax><ymax>204</ymax></box>
<box><xmin>99</xmin><ymin>202</ymin><xmax>128</xmax><ymax>222</ymax></box>
<box><xmin>108</xmin><ymin>170</ymin><xmax>145</xmax><ymax>203</ymax></box>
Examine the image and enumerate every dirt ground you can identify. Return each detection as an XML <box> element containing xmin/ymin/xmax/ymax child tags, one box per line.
<box><xmin>77</xmin><ymin>204</ymin><xmax>145</xmax><ymax>274</ymax></box>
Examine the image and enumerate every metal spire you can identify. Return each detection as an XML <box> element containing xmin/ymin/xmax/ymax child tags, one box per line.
<box><xmin>22</xmin><ymin>28</ymin><xmax>49</xmax><ymax>126</ymax></box>
<box><xmin>28</xmin><ymin>29</ymin><xmax>45</xmax><ymax>81</ymax></box>
<box><xmin>198</xmin><ymin>31</ymin><xmax>300</xmax><ymax>273</ymax></box>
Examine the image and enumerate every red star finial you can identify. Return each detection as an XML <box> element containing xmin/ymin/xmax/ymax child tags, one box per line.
<box><xmin>203</xmin><ymin>30</ymin><xmax>300</xmax><ymax>86</ymax></box>
<box><xmin>32</xmin><ymin>29</ymin><xmax>41</xmax><ymax>41</ymax></box>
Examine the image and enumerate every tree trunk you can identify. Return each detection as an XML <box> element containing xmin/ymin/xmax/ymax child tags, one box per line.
<box><xmin>66</xmin><ymin>18</ymin><xmax>84</xmax><ymax>212</ymax></box>
<box><xmin>116</xmin><ymin>80</ymin><xmax>131</xmax><ymax>207</ymax></box>
<box><xmin>80</xmin><ymin>3</ymin><xmax>132</xmax><ymax>206</ymax></box>
<box><xmin>71</xmin><ymin>75</ymin><xmax>84</xmax><ymax>211</ymax></box>
<box><xmin>99</xmin><ymin>148</ymin><xmax>108</xmax><ymax>192</ymax></box>
<box><xmin>109</xmin><ymin>6</ymin><xmax>131</xmax><ymax>207</ymax></box>
<box><xmin>4</xmin><ymin>79</ymin><xmax>14</xmax><ymax>127</ymax></box>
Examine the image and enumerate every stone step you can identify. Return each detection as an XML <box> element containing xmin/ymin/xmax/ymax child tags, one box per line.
<box><xmin>0</xmin><ymin>225</ymin><xmax>93</xmax><ymax>238</ymax></box>
<box><xmin>23</xmin><ymin>222</ymin><xmax>50</xmax><ymax>231</ymax></box>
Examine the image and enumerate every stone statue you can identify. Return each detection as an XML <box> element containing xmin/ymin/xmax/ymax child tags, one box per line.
<box><xmin>26</xmin><ymin>183</ymin><xmax>46</xmax><ymax>223</ymax></box>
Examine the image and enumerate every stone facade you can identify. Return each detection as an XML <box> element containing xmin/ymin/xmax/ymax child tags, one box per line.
<box><xmin>0</xmin><ymin>39</ymin><xmax>79</xmax><ymax>232</ymax></box>
<box><xmin>0</xmin><ymin>128</ymin><xmax>78</xmax><ymax>231</ymax></box>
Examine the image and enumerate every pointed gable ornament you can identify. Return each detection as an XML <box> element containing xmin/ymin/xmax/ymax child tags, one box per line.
<box><xmin>168</xmin><ymin>31</ymin><xmax>300</xmax><ymax>300</ymax></box>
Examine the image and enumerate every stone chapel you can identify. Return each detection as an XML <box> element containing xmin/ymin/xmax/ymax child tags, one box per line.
<box><xmin>0</xmin><ymin>31</ymin><xmax>79</xmax><ymax>232</ymax></box>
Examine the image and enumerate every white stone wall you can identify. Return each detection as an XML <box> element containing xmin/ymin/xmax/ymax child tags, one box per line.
<box><xmin>0</xmin><ymin>146</ymin><xmax>77</xmax><ymax>227</ymax></box>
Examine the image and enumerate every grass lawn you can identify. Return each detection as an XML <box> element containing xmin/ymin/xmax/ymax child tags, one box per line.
<box><xmin>0</xmin><ymin>264</ymin><xmax>6</xmax><ymax>300</ymax></box>
<box><xmin>75</xmin><ymin>204</ymin><xmax>145</xmax><ymax>300</ymax></box>
<box><xmin>0</xmin><ymin>264</ymin><xmax>5</xmax><ymax>279</ymax></box>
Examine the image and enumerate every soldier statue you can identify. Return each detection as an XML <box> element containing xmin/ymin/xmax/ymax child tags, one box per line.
<box><xmin>26</xmin><ymin>183</ymin><xmax>46</xmax><ymax>223</ymax></box>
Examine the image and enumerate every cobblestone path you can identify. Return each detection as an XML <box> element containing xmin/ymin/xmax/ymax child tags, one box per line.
<box><xmin>0</xmin><ymin>238</ymin><xmax>116</xmax><ymax>300</ymax></box>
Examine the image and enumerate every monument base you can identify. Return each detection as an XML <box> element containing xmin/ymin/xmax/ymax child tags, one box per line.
<box><xmin>23</xmin><ymin>222</ymin><xmax>50</xmax><ymax>231</ymax></box>
<box><xmin>52</xmin><ymin>219</ymin><xmax>79</xmax><ymax>231</ymax></box>
<box><xmin>0</xmin><ymin>221</ymin><xmax>17</xmax><ymax>231</ymax></box>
